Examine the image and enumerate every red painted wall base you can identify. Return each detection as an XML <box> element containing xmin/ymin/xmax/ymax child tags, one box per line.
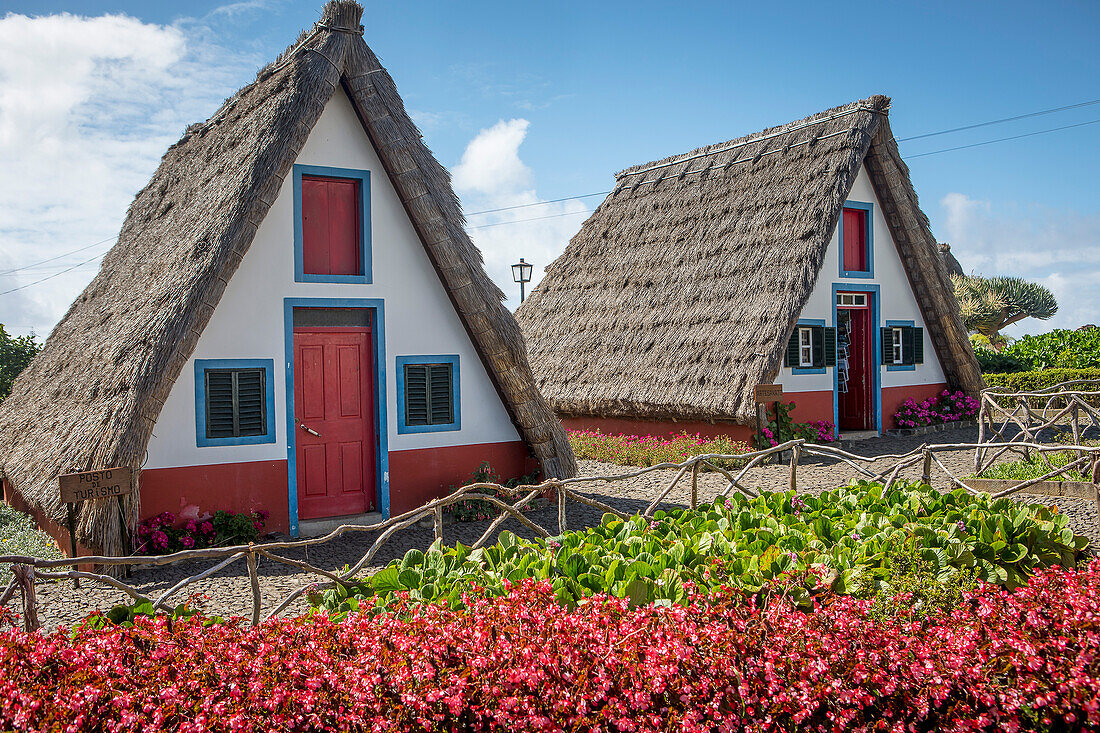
<box><xmin>138</xmin><ymin>441</ymin><xmax>534</xmax><ymax>532</ymax></box>
<box><xmin>140</xmin><ymin>461</ymin><xmax>291</xmax><ymax>534</ymax></box>
<box><xmin>388</xmin><ymin>441</ymin><xmax>532</xmax><ymax>515</ymax></box>
<box><xmin>882</xmin><ymin>382</ymin><xmax>949</xmax><ymax>430</ymax></box>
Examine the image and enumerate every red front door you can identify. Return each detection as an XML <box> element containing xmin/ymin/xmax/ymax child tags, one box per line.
<box><xmin>294</xmin><ymin>327</ymin><xmax>376</xmax><ymax>518</ymax></box>
<box><xmin>838</xmin><ymin>299</ymin><xmax>874</xmax><ymax>431</ymax></box>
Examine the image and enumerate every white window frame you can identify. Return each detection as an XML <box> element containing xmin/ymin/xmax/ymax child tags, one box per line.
<box><xmin>798</xmin><ymin>327</ymin><xmax>814</xmax><ymax>367</ymax></box>
<box><xmin>836</xmin><ymin>293</ymin><xmax>867</xmax><ymax>307</ymax></box>
<box><xmin>892</xmin><ymin>327</ymin><xmax>904</xmax><ymax>364</ymax></box>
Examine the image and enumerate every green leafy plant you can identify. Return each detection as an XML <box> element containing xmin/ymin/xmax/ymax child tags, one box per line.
<box><xmin>0</xmin><ymin>503</ymin><xmax>62</xmax><ymax>569</ymax></box>
<box><xmin>80</xmin><ymin>596</ymin><xmax>224</xmax><ymax>630</ymax></box>
<box><xmin>984</xmin><ymin>368</ymin><xmax>1100</xmax><ymax>408</ymax></box>
<box><xmin>0</xmin><ymin>325</ymin><xmax>40</xmax><ymax>403</ymax></box>
<box><xmin>972</xmin><ymin>346</ymin><xmax>1029</xmax><ymax>374</ymax></box>
<box><xmin>1004</xmin><ymin>328</ymin><xmax>1100</xmax><ymax>370</ymax></box>
<box><xmin>443</xmin><ymin>462</ymin><xmax>541</xmax><ymax>523</ymax></box>
<box><xmin>315</xmin><ymin>482</ymin><xmax>1088</xmax><ymax>616</ymax></box>
<box><xmin>865</xmin><ymin>540</ymin><xmax>978</xmax><ymax>621</ymax></box>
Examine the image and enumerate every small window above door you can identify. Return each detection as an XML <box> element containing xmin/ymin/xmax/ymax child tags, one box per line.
<box><xmin>293</xmin><ymin>165</ymin><xmax>371</xmax><ymax>284</ymax></box>
<box><xmin>839</xmin><ymin>201</ymin><xmax>874</xmax><ymax>279</ymax></box>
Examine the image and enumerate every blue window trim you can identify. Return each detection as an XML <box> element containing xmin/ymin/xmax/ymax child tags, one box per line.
<box><xmin>832</xmin><ymin>283</ymin><xmax>882</xmax><ymax>437</ymax></box>
<box><xmin>194</xmin><ymin>359</ymin><xmax>277</xmax><ymax>447</ymax></box>
<box><xmin>885</xmin><ymin>320</ymin><xmax>917</xmax><ymax>371</ymax></box>
<box><xmin>293</xmin><ymin>164</ymin><xmax>372</xmax><ymax>284</ymax></box>
<box><xmin>838</xmin><ymin>200</ymin><xmax>874</xmax><ymax>279</ymax></box>
<box><xmin>395</xmin><ymin>355</ymin><xmax>461</xmax><ymax>434</ymax></box>
<box><xmin>791</xmin><ymin>318</ymin><xmax>827</xmax><ymax>375</ymax></box>
<box><xmin>283</xmin><ymin>298</ymin><xmax>390</xmax><ymax>536</ymax></box>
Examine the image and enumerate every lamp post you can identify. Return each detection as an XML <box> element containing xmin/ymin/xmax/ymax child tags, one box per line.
<box><xmin>511</xmin><ymin>258</ymin><xmax>533</xmax><ymax>303</ymax></box>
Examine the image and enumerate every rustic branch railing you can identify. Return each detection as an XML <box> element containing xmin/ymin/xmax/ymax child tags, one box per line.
<box><xmin>3</xmin><ymin>437</ymin><xmax>1098</xmax><ymax>633</ymax></box>
<box><xmin>976</xmin><ymin>380</ymin><xmax>1100</xmax><ymax>475</ymax></box>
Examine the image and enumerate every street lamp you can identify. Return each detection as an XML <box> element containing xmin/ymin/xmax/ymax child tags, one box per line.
<box><xmin>511</xmin><ymin>258</ymin><xmax>533</xmax><ymax>303</ymax></box>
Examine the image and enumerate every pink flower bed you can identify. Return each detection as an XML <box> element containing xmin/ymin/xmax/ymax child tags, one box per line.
<box><xmin>894</xmin><ymin>389</ymin><xmax>979</xmax><ymax>429</ymax></box>
<box><xmin>1</xmin><ymin>565</ymin><xmax>1099</xmax><ymax>731</ymax></box>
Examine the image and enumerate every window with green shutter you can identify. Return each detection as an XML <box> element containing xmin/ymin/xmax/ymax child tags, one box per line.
<box><xmin>195</xmin><ymin>359</ymin><xmax>276</xmax><ymax>447</ymax></box>
<box><xmin>784</xmin><ymin>323</ymin><xmax>834</xmax><ymax>371</ymax></box>
<box><xmin>397</xmin><ymin>356</ymin><xmax>460</xmax><ymax>433</ymax></box>
<box><xmin>882</xmin><ymin>324</ymin><xmax>924</xmax><ymax>367</ymax></box>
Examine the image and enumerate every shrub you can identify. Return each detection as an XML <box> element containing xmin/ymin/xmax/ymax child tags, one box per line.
<box><xmin>893</xmin><ymin>389</ymin><xmax>979</xmax><ymax>428</ymax></box>
<box><xmin>976</xmin><ymin>447</ymin><xmax>1092</xmax><ymax>482</ymax></box>
<box><xmin>313</xmin><ymin>482</ymin><xmax>1087</xmax><ymax>615</ymax></box>
<box><xmin>755</xmin><ymin>400</ymin><xmax>835</xmax><ymax>449</ymax></box>
<box><xmin>4</xmin><ymin>567</ymin><xmax>1100</xmax><ymax>732</ymax></box>
<box><xmin>0</xmin><ymin>503</ymin><xmax>61</xmax><ymax>568</ymax></box>
<box><xmin>444</xmin><ymin>462</ymin><xmax>541</xmax><ymax>523</ymax></box>
<box><xmin>568</xmin><ymin>429</ymin><xmax>750</xmax><ymax>468</ymax></box>
<box><xmin>1006</xmin><ymin>328</ymin><xmax>1100</xmax><ymax>370</ymax></box>
<box><xmin>135</xmin><ymin>509</ymin><xmax>269</xmax><ymax>555</ymax></box>
<box><xmin>973</xmin><ymin>347</ymin><xmax>1029</xmax><ymax>374</ymax></box>
<box><xmin>984</xmin><ymin>368</ymin><xmax>1100</xmax><ymax>408</ymax></box>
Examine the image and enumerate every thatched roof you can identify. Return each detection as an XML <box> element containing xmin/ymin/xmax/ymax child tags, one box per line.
<box><xmin>516</xmin><ymin>95</ymin><xmax>983</xmax><ymax>424</ymax></box>
<box><xmin>0</xmin><ymin>1</ymin><xmax>575</xmax><ymax>554</ymax></box>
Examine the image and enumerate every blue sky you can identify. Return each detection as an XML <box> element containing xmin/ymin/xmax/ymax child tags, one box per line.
<box><xmin>1</xmin><ymin>0</ymin><xmax>1097</xmax><ymax>335</ymax></box>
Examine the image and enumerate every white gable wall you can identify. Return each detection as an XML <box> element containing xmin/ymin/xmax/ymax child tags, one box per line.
<box><xmin>775</xmin><ymin>163</ymin><xmax>947</xmax><ymax>394</ymax></box>
<box><xmin>145</xmin><ymin>89</ymin><xmax>521</xmax><ymax>471</ymax></box>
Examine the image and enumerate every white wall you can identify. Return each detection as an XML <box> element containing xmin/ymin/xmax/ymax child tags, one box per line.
<box><xmin>145</xmin><ymin>89</ymin><xmax>521</xmax><ymax>471</ymax></box>
<box><xmin>774</xmin><ymin>164</ymin><xmax>947</xmax><ymax>394</ymax></box>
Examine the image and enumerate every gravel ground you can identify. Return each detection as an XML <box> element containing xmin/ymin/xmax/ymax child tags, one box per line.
<box><xmin>27</xmin><ymin>425</ymin><xmax>1100</xmax><ymax>629</ymax></box>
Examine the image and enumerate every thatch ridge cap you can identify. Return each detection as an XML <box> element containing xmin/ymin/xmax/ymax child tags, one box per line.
<box><xmin>614</xmin><ymin>94</ymin><xmax>890</xmax><ymax>180</ymax></box>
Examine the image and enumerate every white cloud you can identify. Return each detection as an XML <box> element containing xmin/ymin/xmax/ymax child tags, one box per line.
<box><xmin>939</xmin><ymin>192</ymin><xmax>1100</xmax><ymax>335</ymax></box>
<box><xmin>451</xmin><ymin>119</ymin><xmax>590</xmax><ymax>310</ymax></box>
<box><xmin>0</xmin><ymin>11</ymin><xmax>258</xmax><ymax>337</ymax></box>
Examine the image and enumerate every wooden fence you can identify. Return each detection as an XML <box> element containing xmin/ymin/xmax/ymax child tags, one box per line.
<box><xmin>976</xmin><ymin>379</ymin><xmax>1100</xmax><ymax>475</ymax></box>
<box><xmin>2</xmin><ymin>437</ymin><xmax>1098</xmax><ymax>632</ymax></box>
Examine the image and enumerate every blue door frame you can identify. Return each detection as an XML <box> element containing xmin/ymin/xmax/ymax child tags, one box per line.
<box><xmin>283</xmin><ymin>297</ymin><xmax>390</xmax><ymax>536</ymax></box>
<box><xmin>832</xmin><ymin>283</ymin><xmax>881</xmax><ymax>436</ymax></box>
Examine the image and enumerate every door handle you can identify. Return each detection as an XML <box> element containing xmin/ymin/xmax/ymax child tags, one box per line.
<box><xmin>299</xmin><ymin>423</ymin><xmax>321</xmax><ymax>437</ymax></box>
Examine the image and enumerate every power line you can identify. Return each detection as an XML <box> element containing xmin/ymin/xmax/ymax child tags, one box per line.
<box><xmin>907</xmin><ymin>117</ymin><xmax>1100</xmax><ymax>158</ymax></box>
<box><xmin>466</xmin><ymin>191</ymin><xmax>610</xmax><ymax>217</ymax></box>
<box><xmin>0</xmin><ymin>252</ymin><xmax>105</xmax><ymax>298</ymax></box>
<box><xmin>468</xmin><ymin>209</ymin><xmax>591</xmax><ymax>230</ymax></box>
<box><xmin>0</xmin><ymin>237</ymin><xmax>114</xmax><ymax>277</ymax></box>
<box><xmin>897</xmin><ymin>98</ymin><xmax>1100</xmax><ymax>142</ymax></box>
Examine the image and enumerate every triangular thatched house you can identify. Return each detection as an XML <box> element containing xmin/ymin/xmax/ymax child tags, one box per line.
<box><xmin>0</xmin><ymin>1</ymin><xmax>575</xmax><ymax>556</ymax></box>
<box><xmin>516</xmin><ymin>95</ymin><xmax>983</xmax><ymax>443</ymax></box>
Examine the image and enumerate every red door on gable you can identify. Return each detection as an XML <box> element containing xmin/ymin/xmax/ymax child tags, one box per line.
<box><xmin>293</xmin><ymin>327</ymin><xmax>376</xmax><ymax>519</ymax></box>
<box><xmin>838</xmin><ymin>298</ymin><xmax>875</xmax><ymax>431</ymax></box>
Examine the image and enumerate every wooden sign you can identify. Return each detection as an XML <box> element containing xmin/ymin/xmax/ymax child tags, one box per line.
<box><xmin>754</xmin><ymin>384</ymin><xmax>784</xmax><ymax>404</ymax></box>
<box><xmin>59</xmin><ymin>467</ymin><xmax>132</xmax><ymax>504</ymax></box>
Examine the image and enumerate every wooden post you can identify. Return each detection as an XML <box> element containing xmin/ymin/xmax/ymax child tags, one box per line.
<box><xmin>246</xmin><ymin>550</ymin><xmax>261</xmax><ymax>628</ymax></box>
<box><xmin>11</xmin><ymin>564</ymin><xmax>38</xmax><ymax>633</ymax></box>
<box><xmin>433</xmin><ymin>506</ymin><xmax>444</xmax><ymax>544</ymax></box>
<box><xmin>117</xmin><ymin>495</ymin><xmax>131</xmax><ymax>579</ymax></box>
<box><xmin>65</xmin><ymin>503</ymin><xmax>80</xmax><ymax>589</ymax></box>
<box><xmin>556</xmin><ymin>483</ymin><xmax>567</xmax><ymax>534</ymax></box>
<box><xmin>922</xmin><ymin>448</ymin><xmax>933</xmax><ymax>486</ymax></box>
<box><xmin>788</xmin><ymin>444</ymin><xmax>800</xmax><ymax>494</ymax></box>
<box><xmin>975</xmin><ymin>396</ymin><xmax>986</xmax><ymax>475</ymax></box>
<box><xmin>1072</xmin><ymin>400</ymin><xmax>1082</xmax><ymax>459</ymax></box>
<box><xmin>690</xmin><ymin>462</ymin><xmax>699</xmax><ymax>510</ymax></box>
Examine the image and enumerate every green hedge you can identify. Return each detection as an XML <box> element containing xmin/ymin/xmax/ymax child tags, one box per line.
<box><xmin>984</xmin><ymin>368</ymin><xmax>1100</xmax><ymax>392</ymax></box>
<box><xmin>984</xmin><ymin>368</ymin><xmax>1100</xmax><ymax>408</ymax></box>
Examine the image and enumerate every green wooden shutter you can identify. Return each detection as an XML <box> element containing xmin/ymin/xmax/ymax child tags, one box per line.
<box><xmin>823</xmin><ymin>327</ymin><xmax>837</xmax><ymax>367</ymax></box>
<box><xmin>205</xmin><ymin>369</ymin><xmax>265</xmax><ymax>438</ymax></box>
<box><xmin>235</xmin><ymin>369</ymin><xmax>266</xmax><ymax>436</ymax></box>
<box><xmin>880</xmin><ymin>328</ymin><xmax>894</xmax><ymax>365</ymax></box>
<box><xmin>811</xmin><ymin>326</ymin><xmax>825</xmax><ymax>368</ymax></box>
<box><xmin>205</xmin><ymin>371</ymin><xmax>236</xmax><ymax>438</ymax></box>
<box><xmin>911</xmin><ymin>327</ymin><xmax>925</xmax><ymax>364</ymax></box>
<box><xmin>901</xmin><ymin>327</ymin><xmax>916</xmax><ymax>366</ymax></box>
<box><xmin>428</xmin><ymin>364</ymin><xmax>454</xmax><ymax>425</ymax></box>
<box><xmin>404</xmin><ymin>364</ymin><xmax>429</xmax><ymax>425</ymax></box>
<box><xmin>784</xmin><ymin>330</ymin><xmax>800</xmax><ymax>367</ymax></box>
